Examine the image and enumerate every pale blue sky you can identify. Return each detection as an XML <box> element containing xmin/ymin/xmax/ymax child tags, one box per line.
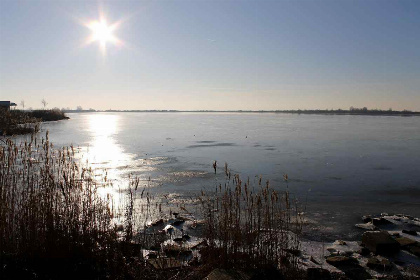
<box><xmin>1</xmin><ymin>0</ymin><xmax>419</xmax><ymax>110</ymax></box>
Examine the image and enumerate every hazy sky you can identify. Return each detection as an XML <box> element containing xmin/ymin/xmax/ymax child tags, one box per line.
<box><xmin>1</xmin><ymin>0</ymin><xmax>419</xmax><ymax>110</ymax></box>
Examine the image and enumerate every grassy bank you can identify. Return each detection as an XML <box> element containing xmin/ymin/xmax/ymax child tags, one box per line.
<box><xmin>0</xmin><ymin>109</ymin><xmax>38</xmax><ymax>135</ymax></box>
<box><xmin>0</xmin><ymin>133</ymin><xmax>303</xmax><ymax>279</ymax></box>
<box><xmin>27</xmin><ymin>109</ymin><xmax>69</xmax><ymax>122</ymax></box>
<box><xmin>0</xmin><ymin>109</ymin><xmax>68</xmax><ymax>136</ymax></box>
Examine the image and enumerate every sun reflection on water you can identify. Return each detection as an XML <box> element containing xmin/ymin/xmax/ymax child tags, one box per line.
<box><xmin>86</xmin><ymin>114</ymin><xmax>129</xmax><ymax>170</ymax></box>
<box><xmin>75</xmin><ymin>114</ymin><xmax>174</xmax><ymax>214</ymax></box>
<box><xmin>82</xmin><ymin>114</ymin><xmax>134</xmax><ymax>205</ymax></box>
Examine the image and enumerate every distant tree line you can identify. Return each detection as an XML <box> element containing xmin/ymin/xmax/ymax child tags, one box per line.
<box><xmin>13</xmin><ymin>100</ymin><xmax>418</xmax><ymax>116</ymax></box>
<box><xmin>57</xmin><ymin>108</ymin><xmax>419</xmax><ymax>116</ymax></box>
<box><xmin>273</xmin><ymin>107</ymin><xmax>417</xmax><ymax>115</ymax></box>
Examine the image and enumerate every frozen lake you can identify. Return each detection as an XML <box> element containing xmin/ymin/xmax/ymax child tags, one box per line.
<box><xmin>40</xmin><ymin>112</ymin><xmax>420</xmax><ymax>240</ymax></box>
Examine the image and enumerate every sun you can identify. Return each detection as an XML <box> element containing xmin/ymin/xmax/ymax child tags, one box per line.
<box><xmin>90</xmin><ymin>20</ymin><xmax>114</xmax><ymax>45</ymax></box>
<box><xmin>84</xmin><ymin>15</ymin><xmax>123</xmax><ymax>55</ymax></box>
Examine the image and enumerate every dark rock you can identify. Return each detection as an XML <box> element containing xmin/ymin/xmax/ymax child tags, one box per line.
<box><xmin>178</xmin><ymin>249</ymin><xmax>193</xmax><ymax>258</ymax></box>
<box><xmin>341</xmin><ymin>267</ymin><xmax>371</xmax><ymax>280</ymax></box>
<box><xmin>310</xmin><ymin>256</ymin><xmax>320</xmax><ymax>265</ymax></box>
<box><xmin>362</xmin><ymin>215</ymin><xmax>372</xmax><ymax>223</ymax></box>
<box><xmin>171</xmin><ymin>219</ymin><xmax>185</xmax><ymax>226</ymax></box>
<box><xmin>394</xmin><ymin>260</ymin><xmax>405</xmax><ymax>266</ymax></box>
<box><xmin>120</xmin><ymin>241</ymin><xmax>142</xmax><ymax>256</ymax></box>
<box><xmin>151</xmin><ymin>219</ymin><xmax>164</xmax><ymax>227</ymax></box>
<box><xmin>395</xmin><ymin>237</ymin><xmax>417</xmax><ymax>248</ymax></box>
<box><xmin>366</xmin><ymin>257</ymin><xmax>392</xmax><ymax>271</ymax></box>
<box><xmin>204</xmin><ymin>268</ymin><xmax>251</xmax><ymax>280</ymax></box>
<box><xmin>408</xmin><ymin>244</ymin><xmax>420</xmax><ymax>257</ymax></box>
<box><xmin>163</xmin><ymin>244</ymin><xmax>192</xmax><ymax>258</ymax></box>
<box><xmin>326</xmin><ymin>256</ymin><xmax>353</xmax><ymax>266</ymax></box>
<box><xmin>147</xmin><ymin>251</ymin><xmax>158</xmax><ymax>259</ymax></box>
<box><xmin>307</xmin><ymin>267</ymin><xmax>331</xmax><ymax>280</ymax></box>
<box><xmin>361</xmin><ymin>231</ymin><xmax>400</xmax><ymax>255</ymax></box>
<box><xmin>326</xmin><ymin>256</ymin><xmax>371</xmax><ymax>280</ymax></box>
<box><xmin>402</xmin><ymin>229</ymin><xmax>418</xmax><ymax>236</ymax></box>
<box><xmin>358</xmin><ymin>247</ymin><xmax>370</xmax><ymax>256</ymax></box>
<box><xmin>173</xmin><ymin>237</ymin><xmax>184</xmax><ymax>243</ymax></box>
<box><xmin>191</xmin><ymin>240</ymin><xmax>207</xmax><ymax>249</ymax></box>
<box><xmin>249</xmin><ymin>266</ymin><xmax>284</xmax><ymax>280</ymax></box>
<box><xmin>284</xmin><ymin>248</ymin><xmax>301</xmax><ymax>256</ymax></box>
<box><xmin>391</xmin><ymin>232</ymin><xmax>400</xmax><ymax>237</ymax></box>
<box><xmin>182</xmin><ymin>234</ymin><xmax>191</xmax><ymax>240</ymax></box>
<box><xmin>342</xmin><ymin>251</ymin><xmax>354</xmax><ymax>257</ymax></box>
<box><xmin>326</xmin><ymin>248</ymin><xmax>337</xmax><ymax>254</ymax></box>
<box><xmin>147</xmin><ymin>258</ymin><xmax>182</xmax><ymax>270</ymax></box>
<box><xmin>372</xmin><ymin>218</ymin><xmax>393</xmax><ymax>227</ymax></box>
<box><xmin>163</xmin><ymin>244</ymin><xmax>183</xmax><ymax>257</ymax></box>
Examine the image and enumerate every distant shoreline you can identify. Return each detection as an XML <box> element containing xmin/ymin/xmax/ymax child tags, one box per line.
<box><xmin>62</xmin><ymin>109</ymin><xmax>420</xmax><ymax>116</ymax></box>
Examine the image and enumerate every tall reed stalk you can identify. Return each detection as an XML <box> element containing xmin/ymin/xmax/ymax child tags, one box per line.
<box><xmin>1</xmin><ymin>132</ymin><xmax>304</xmax><ymax>279</ymax></box>
<box><xmin>199</xmin><ymin>169</ymin><xmax>303</xmax><ymax>272</ymax></box>
<box><xmin>0</xmin><ymin>132</ymin><xmax>134</xmax><ymax>278</ymax></box>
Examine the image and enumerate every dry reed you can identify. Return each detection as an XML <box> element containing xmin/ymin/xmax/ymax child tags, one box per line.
<box><xmin>198</xmin><ymin>167</ymin><xmax>304</xmax><ymax>274</ymax></box>
<box><xmin>0</xmin><ymin>132</ymin><xmax>136</xmax><ymax>278</ymax></box>
<box><xmin>0</xmin><ymin>132</ymin><xmax>304</xmax><ymax>279</ymax></box>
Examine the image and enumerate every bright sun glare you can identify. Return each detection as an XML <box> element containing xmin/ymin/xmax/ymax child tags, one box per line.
<box><xmin>91</xmin><ymin>20</ymin><xmax>114</xmax><ymax>44</ymax></box>
<box><xmin>84</xmin><ymin>14</ymin><xmax>123</xmax><ymax>55</ymax></box>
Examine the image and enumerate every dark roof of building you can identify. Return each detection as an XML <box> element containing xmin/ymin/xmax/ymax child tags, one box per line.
<box><xmin>0</xmin><ymin>101</ymin><xmax>17</xmax><ymax>107</ymax></box>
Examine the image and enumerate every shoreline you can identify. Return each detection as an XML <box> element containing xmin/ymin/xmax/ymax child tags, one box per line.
<box><xmin>0</xmin><ymin>109</ymin><xmax>69</xmax><ymax>136</ymax></box>
<box><xmin>1</xmin><ymin>133</ymin><xmax>419</xmax><ymax>279</ymax></box>
<box><xmin>63</xmin><ymin>110</ymin><xmax>420</xmax><ymax>116</ymax></box>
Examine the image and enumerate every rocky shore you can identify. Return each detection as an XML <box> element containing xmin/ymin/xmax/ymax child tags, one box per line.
<box><xmin>297</xmin><ymin>213</ymin><xmax>420</xmax><ymax>279</ymax></box>
<box><xmin>137</xmin><ymin>213</ymin><xmax>420</xmax><ymax>280</ymax></box>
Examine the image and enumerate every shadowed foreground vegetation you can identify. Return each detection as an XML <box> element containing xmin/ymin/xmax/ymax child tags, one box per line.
<box><xmin>0</xmin><ymin>133</ymin><xmax>304</xmax><ymax>279</ymax></box>
<box><xmin>199</xmin><ymin>170</ymin><xmax>303</xmax><ymax>272</ymax></box>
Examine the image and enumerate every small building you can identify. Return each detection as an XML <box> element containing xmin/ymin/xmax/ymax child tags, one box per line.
<box><xmin>0</xmin><ymin>101</ymin><xmax>17</xmax><ymax>110</ymax></box>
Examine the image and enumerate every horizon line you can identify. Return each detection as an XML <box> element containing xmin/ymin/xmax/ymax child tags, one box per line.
<box><xmin>56</xmin><ymin>108</ymin><xmax>420</xmax><ymax>114</ymax></box>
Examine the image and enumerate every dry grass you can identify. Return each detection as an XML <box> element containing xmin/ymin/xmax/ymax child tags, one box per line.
<box><xmin>0</xmin><ymin>132</ymin><xmax>304</xmax><ymax>279</ymax></box>
<box><xmin>0</xmin><ymin>108</ymin><xmax>68</xmax><ymax>136</ymax></box>
<box><xmin>0</xmin><ymin>132</ymin><xmax>137</xmax><ymax>279</ymax></box>
<box><xmin>0</xmin><ymin>108</ymin><xmax>40</xmax><ymax>135</ymax></box>
<box><xmin>27</xmin><ymin>109</ymin><xmax>69</xmax><ymax>122</ymax></box>
<box><xmin>198</xmin><ymin>167</ymin><xmax>303</xmax><ymax>275</ymax></box>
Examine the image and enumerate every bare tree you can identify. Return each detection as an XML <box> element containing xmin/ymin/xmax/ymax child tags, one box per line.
<box><xmin>41</xmin><ymin>98</ymin><xmax>48</xmax><ymax>109</ymax></box>
<box><xmin>20</xmin><ymin>100</ymin><xmax>25</xmax><ymax>110</ymax></box>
